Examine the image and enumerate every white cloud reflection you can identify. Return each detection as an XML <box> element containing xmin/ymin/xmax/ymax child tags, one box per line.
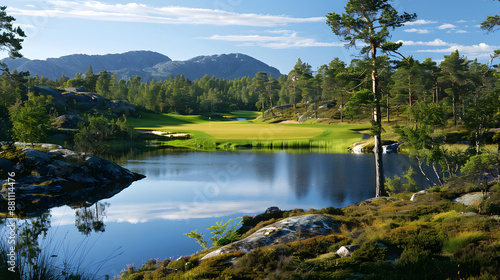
<box><xmin>50</xmin><ymin>200</ymin><xmax>314</xmax><ymax>226</ymax></box>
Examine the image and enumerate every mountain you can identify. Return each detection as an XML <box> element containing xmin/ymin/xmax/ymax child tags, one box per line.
<box><xmin>147</xmin><ymin>53</ymin><xmax>282</xmax><ymax>80</ymax></box>
<box><xmin>1</xmin><ymin>51</ymin><xmax>172</xmax><ymax>80</ymax></box>
<box><xmin>1</xmin><ymin>51</ymin><xmax>282</xmax><ymax>81</ymax></box>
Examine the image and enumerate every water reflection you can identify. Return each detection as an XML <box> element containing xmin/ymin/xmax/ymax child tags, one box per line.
<box><xmin>74</xmin><ymin>202</ymin><xmax>109</xmax><ymax>236</ymax></box>
<box><xmin>1</xmin><ymin>150</ymin><xmax>439</xmax><ymax>278</ymax></box>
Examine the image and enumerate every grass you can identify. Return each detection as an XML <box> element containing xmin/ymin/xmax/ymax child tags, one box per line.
<box><xmin>443</xmin><ymin>231</ymin><xmax>488</xmax><ymax>254</ymax></box>
<box><xmin>129</xmin><ymin>111</ymin><xmax>371</xmax><ymax>152</ymax></box>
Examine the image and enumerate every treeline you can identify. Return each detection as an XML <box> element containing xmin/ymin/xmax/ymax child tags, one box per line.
<box><xmin>7</xmin><ymin>50</ymin><xmax>498</xmax><ymax>121</ymax></box>
<box><xmin>0</xmin><ymin>50</ymin><xmax>499</xmax><ymax>126</ymax></box>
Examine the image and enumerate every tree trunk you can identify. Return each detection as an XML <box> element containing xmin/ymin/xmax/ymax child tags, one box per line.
<box><xmin>408</xmin><ymin>71</ymin><xmax>412</xmax><ymax>107</ymax></box>
<box><xmin>372</xmin><ymin>46</ymin><xmax>384</xmax><ymax>197</ymax></box>
<box><xmin>435</xmin><ymin>78</ymin><xmax>439</xmax><ymax>107</ymax></box>
<box><xmin>314</xmin><ymin>95</ymin><xmax>318</xmax><ymax>119</ymax></box>
<box><xmin>386</xmin><ymin>91</ymin><xmax>390</xmax><ymax>123</ymax></box>
<box><xmin>432</xmin><ymin>163</ymin><xmax>443</xmax><ymax>185</ymax></box>
<box><xmin>340</xmin><ymin>93</ymin><xmax>344</xmax><ymax>123</ymax></box>
<box><xmin>416</xmin><ymin>156</ymin><xmax>437</xmax><ymax>185</ymax></box>
<box><xmin>453</xmin><ymin>94</ymin><xmax>457</xmax><ymax>126</ymax></box>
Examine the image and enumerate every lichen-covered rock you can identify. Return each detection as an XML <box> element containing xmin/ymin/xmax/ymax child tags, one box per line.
<box><xmin>201</xmin><ymin>214</ymin><xmax>338</xmax><ymax>260</ymax></box>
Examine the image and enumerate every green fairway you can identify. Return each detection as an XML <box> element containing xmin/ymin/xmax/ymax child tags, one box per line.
<box><xmin>129</xmin><ymin>112</ymin><xmax>370</xmax><ymax>151</ymax></box>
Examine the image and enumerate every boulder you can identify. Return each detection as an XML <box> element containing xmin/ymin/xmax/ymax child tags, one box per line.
<box><xmin>108</xmin><ymin>100</ymin><xmax>136</xmax><ymax>116</ymax></box>
<box><xmin>0</xmin><ymin>158</ymin><xmax>14</xmax><ymax>173</ymax></box>
<box><xmin>23</xmin><ymin>148</ymin><xmax>52</xmax><ymax>163</ymax></box>
<box><xmin>453</xmin><ymin>193</ymin><xmax>486</xmax><ymax>206</ymax></box>
<box><xmin>336</xmin><ymin>244</ymin><xmax>361</xmax><ymax>257</ymax></box>
<box><xmin>64</xmin><ymin>92</ymin><xmax>106</xmax><ymax>110</ymax></box>
<box><xmin>47</xmin><ymin>160</ymin><xmax>74</xmax><ymax>177</ymax></box>
<box><xmin>54</xmin><ymin>113</ymin><xmax>86</xmax><ymax>129</ymax></box>
<box><xmin>201</xmin><ymin>214</ymin><xmax>338</xmax><ymax>260</ymax></box>
<box><xmin>85</xmin><ymin>155</ymin><xmax>144</xmax><ymax>181</ymax></box>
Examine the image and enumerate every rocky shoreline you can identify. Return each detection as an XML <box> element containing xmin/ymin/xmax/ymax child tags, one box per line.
<box><xmin>0</xmin><ymin>145</ymin><xmax>145</xmax><ymax>217</ymax></box>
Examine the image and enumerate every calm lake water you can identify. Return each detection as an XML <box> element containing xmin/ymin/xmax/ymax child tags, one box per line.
<box><xmin>3</xmin><ymin>150</ymin><xmax>433</xmax><ymax>278</ymax></box>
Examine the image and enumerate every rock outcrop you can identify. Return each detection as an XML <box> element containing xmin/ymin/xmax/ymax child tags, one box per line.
<box><xmin>0</xmin><ymin>147</ymin><xmax>145</xmax><ymax>217</ymax></box>
<box><xmin>32</xmin><ymin>86</ymin><xmax>139</xmax><ymax>117</ymax></box>
<box><xmin>201</xmin><ymin>214</ymin><xmax>338</xmax><ymax>260</ymax></box>
<box><xmin>53</xmin><ymin>112</ymin><xmax>86</xmax><ymax>129</ymax></box>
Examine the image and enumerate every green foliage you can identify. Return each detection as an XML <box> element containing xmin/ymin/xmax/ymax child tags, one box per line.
<box><xmin>385</xmin><ymin>167</ymin><xmax>418</xmax><ymax>195</ymax></box>
<box><xmin>402</xmin><ymin>166</ymin><xmax>419</xmax><ymax>192</ymax></box>
<box><xmin>8</xmin><ymin>92</ymin><xmax>52</xmax><ymax>144</ymax></box>
<box><xmin>74</xmin><ymin>114</ymin><xmax>134</xmax><ymax>156</ymax></box>
<box><xmin>385</xmin><ymin>175</ymin><xmax>403</xmax><ymax>195</ymax></box>
<box><xmin>0</xmin><ymin>6</ymin><xmax>26</xmax><ymax>67</ymax></box>
<box><xmin>184</xmin><ymin>229</ymin><xmax>207</xmax><ymax>250</ymax></box>
<box><xmin>185</xmin><ymin>217</ymin><xmax>241</xmax><ymax>249</ymax></box>
<box><xmin>74</xmin><ymin>114</ymin><xmax>112</xmax><ymax>155</ymax></box>
<box><xmin>461</xmin><ymin>153</ymin><xmax>500</xmax><ymax>187</ymax></box>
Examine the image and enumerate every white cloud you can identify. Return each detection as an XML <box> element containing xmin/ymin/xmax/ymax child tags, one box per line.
<box><xmin>8</xmin><ymin>0</ymin><xmax>324</xmax><ymax>27</ymax></box>
<box><xmin>16</xmin><ymin>23</ymin><xmax>38</xmax><ymax>29</ymax></box>
<box><xmin>404</xmin><ymin>28</ymin><xmax>430</xmax><ymax>34</ymax></box>
<box><xmin>397</xmin><ymin>38</ymin><xmax>449</xmax><ymax>47</ymax></box>
<box><xmin>456</xmin><ymin>30</ymin><xmax>468</xmax><ymax>34</ymax></box>
<box><xmin>456</xmin><ymin>20</ymin><xmax>467</xmax><ymax>23</ymax></box>
<box><xmin>404</xmin><ymin>19</ymin><xmax>438</xmax><ymax>26</ymax></box>
<box><xmin>438</xmin><ymin>23</ymin><xmax>456</xmax><ymax>30</ymax></box>
<box><xmin>416</xmin><ymin>43</ymin><xmax>499</xmax><ymax>59</ymax></box>
<box><xmin>205</xmin><ymin>31</ymin><xmax>345</xmax><ymax>49</ymax></box>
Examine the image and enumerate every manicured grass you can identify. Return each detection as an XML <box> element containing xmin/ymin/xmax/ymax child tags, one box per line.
<box><xmin>129</xmin><ymin>112</ymin><xmax>371</xmax><ymax>151</ymax></box>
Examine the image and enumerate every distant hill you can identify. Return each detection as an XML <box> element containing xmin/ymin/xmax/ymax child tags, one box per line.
<box><xmin>1</xmin><ymin>51</ymin><xmax>282</xmax><ymax>81</ymax></box>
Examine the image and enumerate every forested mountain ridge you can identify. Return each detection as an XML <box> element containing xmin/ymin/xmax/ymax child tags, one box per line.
<box><xmin>148</xmin><ymin>53</ymin><xmax>282</xmax><ymax>80</ymax></box>
<box><xmin>0</xmin><ymin>51</ymin><xmax>282</xmax><ymax>81</ymax></box>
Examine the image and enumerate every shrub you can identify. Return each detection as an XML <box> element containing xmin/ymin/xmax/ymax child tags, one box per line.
<box><xmin>288</xmin><ymin>235</ymin><xmax>347</xmax><ymax>259</ymax></box>
<box><xmin>166</xmin><ymin>258</ymin><xmax>187</xmax><ymax>272</ymax></box>
<box><xmin>188</xmin><ymin>251</ymin><xmax>245</xmax><ymax>279</ymax></box>
<box><xmin>350</xmin><ymin>242</ymin><xmax>387</xmax><ymax>263</ymax></box>
<box><xmin>444</xmin><ymin>231</ymin><xmax>488</xmax><ymax>254</ymax></box>
<box><xmin>388</xmin><ymin>224</ymin><xmax>444</xmax><ymax>253</ymax></box>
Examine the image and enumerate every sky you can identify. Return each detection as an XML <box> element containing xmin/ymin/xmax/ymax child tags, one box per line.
<box><xmin>2</xmin><ymin>0</ymin><xmax>499</xmax><ymax>75</ymax></box>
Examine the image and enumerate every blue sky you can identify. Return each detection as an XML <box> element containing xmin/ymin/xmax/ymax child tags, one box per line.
<box><xmin>3</xmin><ymin>0</ymin><xmax>499</xmax><ymax>75</ymax></box>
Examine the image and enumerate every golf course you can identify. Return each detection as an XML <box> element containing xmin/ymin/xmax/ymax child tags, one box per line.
<box><xmin>128</xmin><ymin>111</ymin><xmax>372</xmax><ymax>152</ymax></box>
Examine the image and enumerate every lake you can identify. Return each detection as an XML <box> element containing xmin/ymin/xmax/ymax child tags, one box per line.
<box><xmin>2</xmin><ymin>150</ymin><xmax>434</xmax><ymax>278</ymax></box>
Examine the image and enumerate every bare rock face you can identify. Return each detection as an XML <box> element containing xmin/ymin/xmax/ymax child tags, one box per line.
<box><xmin>201</xmin><ymin>214</ymin><xmax>338</xmax><ymax>260</ymax></box>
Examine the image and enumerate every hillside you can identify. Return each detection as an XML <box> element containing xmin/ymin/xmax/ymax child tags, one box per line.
<box><xmin>0</xmin><ymin>51</ymin><xmax>282</xmax><ymax>81</ymax></box>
